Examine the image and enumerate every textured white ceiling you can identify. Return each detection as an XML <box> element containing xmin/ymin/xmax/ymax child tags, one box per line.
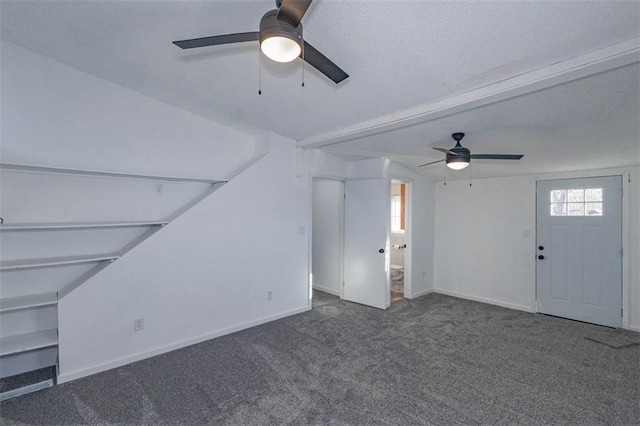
<box><xmin>1</xmin><ymin>0</ymin><xmax>639</xmax><ymax>179</ymax></box>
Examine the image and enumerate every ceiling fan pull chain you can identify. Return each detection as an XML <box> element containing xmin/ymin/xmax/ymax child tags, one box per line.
<box><xmin>258</xmin><ymin>49</ymin><xmax>262</xmax><ymax>95</ymax></box>
<box><xmin>443</xmin><ymin>163</ymin><xmax>447</xmax><ymax>186</ymax></box>
<box><xmin>301</xmin><ymin>37</ymin><xmax>305</xmax><ymax>87</ymax></box>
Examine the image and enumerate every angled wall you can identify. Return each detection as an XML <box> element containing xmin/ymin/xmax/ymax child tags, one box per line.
<box><xmin>58</xmin><ymin>135</ymin><xmax>309</xmax><ymax>382</ymax></box>
<box><xmin>1</xmin><ymin>41</ymin><xmax>254</xmax><ymax>178</ymax></box>
<box><xmin>1</xmin><ymin>42</ymin><xmax>310</xmax><ymax>382</ymax></box>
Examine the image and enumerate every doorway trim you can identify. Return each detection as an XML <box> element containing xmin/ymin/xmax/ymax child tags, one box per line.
<box><xmin>389</xmin><ymin>178</ymin><xmax>412</xmax><ymax>300</ymax></box>
<box><xmin>532</xmin><ymin>168</ymin><xmax>634</xmax><ymax>330</ymax></box>
<box><xmin>535</xmin><ymin>175</ymin><xmax>623</xmax><ymax>327</ymax></box>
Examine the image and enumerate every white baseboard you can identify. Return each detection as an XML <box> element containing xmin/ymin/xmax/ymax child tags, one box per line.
<box><xmin>408</xmin><ymin>288</ymin><xmax>435</xmax><ymax>299</ymax></box>
<box><xmin>312</xmin><ymin>285</ymin><xmax>340</xmax><ymax>296</ymax></box>
<box><xmin>628</xmin><ymin>325</ymin><xmax>640</xmax><ymax>332</ymax></box>
<box><xmin>58</xmin><ymin>305</ymin><xmax>310</xmax><ymax>384</ymax></box>
<box><xmin>433</xmin><ymin>288</ymin><xmax>535</xmax><ymax>313</ymax></box>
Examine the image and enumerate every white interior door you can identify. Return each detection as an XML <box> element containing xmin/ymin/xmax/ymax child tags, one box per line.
<box><xmin>536</xmin><ymin>176</ymin><xmax>622</xmax><ymax>327</ymax></box>
<box><xmin>343</xmin><ymin>178</ymin><xmax>390</xmax><ymax>309</ymax></box>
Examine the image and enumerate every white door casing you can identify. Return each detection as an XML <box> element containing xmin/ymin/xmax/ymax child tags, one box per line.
<box><xmin>536</xmin><ymin>176</ymin><xmax>622</xmax><ymax>327</ymax></box>
<box><xmin>343</xmin><ymin>178</ymin><xmax>390</xmax><ymax>309</ymax></box>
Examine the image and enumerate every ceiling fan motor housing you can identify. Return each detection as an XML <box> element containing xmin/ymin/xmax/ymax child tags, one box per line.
<box><xmin>259</xmin><ymin>9</ymin><xmax>303</xmax><ymax>49</ymax></box>
<box><xmin>447</xmin><ymin>144</ymin><xmax>470</xmax><ymax>164</ymax></box>
<box><xmin>446</xmin><ymin>132</ymin><xmax>470</xmax><ymax>167</ymax></box>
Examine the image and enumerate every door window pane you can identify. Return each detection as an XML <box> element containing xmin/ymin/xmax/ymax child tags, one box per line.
<box><xmin>549</xmin><ymin>187</ymin><xmax>603</xmax><ymax>217</ymax></box>
<box><xmin>567</xmin><ymin>189</ymin><xmax>584</xmax><ymax>202</ymax></box>
<box><xmin>568</xmin><ymin>203</ymin><xmax>584</xmax><ymax>216</ymax></box>
<box><xmin>551</xmin><ymin>190</ymin><xmax>566</xmax><ymax>203</ymax></box>
<box><xmin>550</xmin><ymin>203</ymin><xmax>566</xmax><ymax>216</ymax></box>
<box><xmin>585</xmin><ymin>203</ymin><xmax>603</xmax><ymax>216</ymax></box>
<box><xmin>585</xmin><ymin>188</ymin><xmax>603</xmax><ymax>202</ymax></box>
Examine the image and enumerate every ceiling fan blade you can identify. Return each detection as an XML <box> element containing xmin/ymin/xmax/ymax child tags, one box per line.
<box><xmin>173</xmin><ymin>32</ymin><xmax>259</xmax><ymax>49</ymax></box>
<box><xmin>470</xmin><ymin>154</ymin><xmax>524</xmax><ymax>160</ymax></box>
<box><xmin>277</xmin><ymin>0</ymin><xmax>313</xmax><ymax>27</ymax></box>
<box><xmin>418</xmin><ymin>159</ymin><xmax>445</xmax><ymax>167</ymax></box>
<box><xmin>302</xmin><ymin>41</ymin><xmax>349</xmax><ymax>83</ymax></box>
<box><xmin>433</xmin><ymin>147</ymin><xmax>458</xmax><ymax>156</ymax></box>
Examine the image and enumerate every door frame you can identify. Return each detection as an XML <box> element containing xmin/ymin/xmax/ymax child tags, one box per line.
<box><xmin>534</xmin><ymin>170</ymin><xmax>632</xmax><ymax>330</ymax></box>
<box><xmin>535</xmin><ymin>175</ymin><xmax>623</xmax><ymax>327</ymax></box>
<box><xmin>309</xmin><ymin>175</ymin><xmax>416</xmax><ymax>309</ymax></box>
<box><xmin>389</xmin><ymin>177</ymin><xmax>412</xmax><ymax>300</ymax></box>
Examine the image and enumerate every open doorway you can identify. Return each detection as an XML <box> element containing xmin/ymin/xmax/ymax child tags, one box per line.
<box><xmin>390</xmin><ymin>180</ymin><xmax>408</xmax><ymax>303</ymax></box>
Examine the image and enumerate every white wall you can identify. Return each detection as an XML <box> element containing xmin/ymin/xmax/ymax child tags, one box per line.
<box><xmin>1</xmin><ymin>41</ymin><xmax>254</xmax><ymax>178</ymax></box>
<box><xmin>58</xmin><ymin>134</ymin><xmax>310</xmax><ymax>382</ymax></box>
<box><xmin>433</xmin><ymin>167</ymin><xmax>640</xmax><ymax>331</ymax></box>
<box><xmin>2</xmin><ymin>42</ymin><xmax>311</xmax><ymax>381</ymax></box>
<box><xmin>433</xmin><ymin>177</ymin><xmax>536</xmax><ymax>311</ymax></box>
<box><xmin>311</xmin><ymin>179</ymin><xmax>344</xmax><ymax>296</ymax></box>
<box><xmin>297</xmin><ymin>148</ymin><xmax>349</xmax><ymax>179</ymax></box>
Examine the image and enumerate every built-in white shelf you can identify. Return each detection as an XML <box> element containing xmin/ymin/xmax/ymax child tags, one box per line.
<box><xmin>0</xmin><ymin>293</ymin><xmax>58</xmax><ymax>313</ymax></box>
<box><xmin>0</xmin><ymin>221</ymin><xmax>168</xmax><ymax>231</ymax></box>
<box><xmin>0</xmin><ymin>162</ymin><xmax>227</xmax><ymax>185</ymax></box>
<box><xmin>0</xmin><ymin>253</ymin><xmax>119</xmax><ymax>271</ymax></box>
<box><xmin>0</xmin><ymin>329</ymin><xmax>58</xmax><ymax>356</ymax></box>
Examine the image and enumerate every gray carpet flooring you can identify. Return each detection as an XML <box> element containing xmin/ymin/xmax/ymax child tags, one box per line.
<box><xmin>1</xmin><ymin>291</ymin><xmax>639</xmax><ymax>425</ymax></box>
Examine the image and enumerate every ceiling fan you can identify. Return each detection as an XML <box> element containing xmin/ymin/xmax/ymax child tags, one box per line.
<box><xmin>419</xmin><ymin>133</ymin><xmax>524</xmax><ymax>170</ymax></box>
<box><xmin>172</xmin><ymin>0</ymin><xmax>349</xmax><ymax>84</ymax></box>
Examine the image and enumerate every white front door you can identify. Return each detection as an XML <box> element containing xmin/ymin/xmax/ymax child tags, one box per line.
<box><xmin>343</xmin><ymin>178</ymin><xmax>390</xmax><ymax>309</ymax></box>
<box><xmin>536</xmin><ymin>176</ymin><xmax>622</xmax><ymax>327</ymax></box>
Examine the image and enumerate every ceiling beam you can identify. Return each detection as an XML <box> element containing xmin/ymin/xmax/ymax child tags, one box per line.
<box><xmin>323</xmin><ymin>149</ymin><xmax>433</xmax><ymax>164</ymax></box>
<box><xmin>297</xmin><ymin>38</ymin><xmax>640</xmax><ymax>149</ymax></box>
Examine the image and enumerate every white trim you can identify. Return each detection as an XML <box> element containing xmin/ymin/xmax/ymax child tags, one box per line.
<box><xmin>0</xmin><ymin>162</ymin><xmax>226</xmax><ymax>184</ymax></box>
<box><xmin>0</xmin><ymin>379</ymin><xmax>53</xmax><ymax>402</ymax></box>
<box><xmin>0</xmin><ymin>293</ymin><xmax>57</xmax><ymax>313</ymax></box>
<box><xmin>0</xmin><ymin>253</ymin><xmax>119</xmax><ymax>271</ymax></box>
<box><xmin>0</xmin><ymin>221</ymin><xmax>168</xmax><ymax>231</ymax></box>
<box><xmin>312</xmin><ymin>286</ymin><xmax>341</xmax><ymax>297</ymax></box>
<box><xmin>409</xmin><ymin>288</ymin><xmax>435</xmax><ymax>299</ymax></box>
<box><xmin>536</xmin><ymin>172</ymin><xmax>629</xmax><ymax>329</ymax></box>
<box><xmin>434</xmin><ymin>288</ymin><xmax>535</xmax><ymax>313</ymax></box>
<box><xmin>628</xmin><ymin>325</ymin><xmax>640</xmax><ymax>333</ymax></box>
<box><xmin>57</xmin><ymin>305</ymin><xmax>310</xmax><ymax>384</ymax></box>
<box><xmin>298</xmin><ymin>39</ymin><xmax>640</xmax><ymax>149</ymax></box>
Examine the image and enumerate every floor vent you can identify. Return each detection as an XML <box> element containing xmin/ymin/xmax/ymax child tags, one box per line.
<box><xmin>0</xmin><ymin>379</ymin><xmax>53</xmax><ymax>402</ymax></box>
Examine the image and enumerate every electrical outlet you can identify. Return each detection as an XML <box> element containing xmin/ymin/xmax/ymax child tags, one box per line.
<box><xmin>154</xmin><ymin>183</ymin><xmax>163</xmax><ymax>195</ymax></box>
<box><xmin>134</xmin><ymin>318</ymin><xmax>144</xmax><ymax>331</ymax></box>
<box><xmin>267</xmin><ymin>290</ymin><xmax>273</xmax><ymax>301</ymax></box>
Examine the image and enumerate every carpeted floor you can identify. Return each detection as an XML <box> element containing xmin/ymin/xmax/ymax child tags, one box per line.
<box><xmin>1</xmin><ymin>291</ymin><xmax>639</xmax><ymax>425</ymax></box>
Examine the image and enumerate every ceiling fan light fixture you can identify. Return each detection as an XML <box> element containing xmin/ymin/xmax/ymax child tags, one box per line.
<box><xmin>260</xmin><ymin>35</ymin><xmax>301</xmax><ymax>62</ymax></box>
<box><xmin>259</xmin><ymin>9</ymin><xmax>303</xmax><ymax>63</ymax></box>
<box><xmin>446</xmin><ymin>159</ymin><xmax>470</xmax><ymax>170</ymax></box>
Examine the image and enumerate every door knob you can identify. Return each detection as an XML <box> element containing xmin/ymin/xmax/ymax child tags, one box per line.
<box><xmin>538</xmin><ymin>255</ymin><xmax>544</xmax><ymax>260</ymax></box>
<box><xmin>379</xmin><ymin>248</ymin><xmax>385</xmax><ymax>254</ymax></box>
<box><xmin>538</xmin><ymin>245</ymin><xmax>544</xmax><ymax>251</ymax></box>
